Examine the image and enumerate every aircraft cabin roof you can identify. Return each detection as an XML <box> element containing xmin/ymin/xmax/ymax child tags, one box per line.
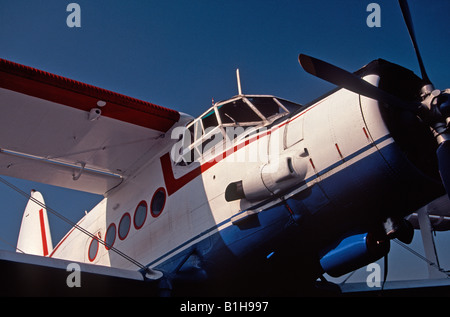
<box><xmin>173</xmin><ymin>95</ymin><xmax>303</xmax><ymax>165</ymax></box>
<box><xmin>198</xmin><ymin>94</ymin><xmax>302</xmax><ymax>129</ymax></box>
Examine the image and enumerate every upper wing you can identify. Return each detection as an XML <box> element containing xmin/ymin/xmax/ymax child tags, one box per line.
<box><xmin>0</xmin><ymin>58</ymin><xmax>182</xmax><ymax>195</ymax></box>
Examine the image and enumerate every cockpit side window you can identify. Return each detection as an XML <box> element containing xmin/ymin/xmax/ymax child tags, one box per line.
<box><xmin>193</xmin><ymin>120</ymin><xmax>203</xmax><ymax>141</ymax></box>
<box><xmin>176</xmin><ymin>112</ymin><xmax>224</xmax><ymax>166</ymax></box>
<box><xmin>201</xmin><ymin>109</ymin><xmax>218</xmax><ymax>130</ymax></box>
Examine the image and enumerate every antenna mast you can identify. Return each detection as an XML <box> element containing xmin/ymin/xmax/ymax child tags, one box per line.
<box><xmin>236</xmin><ymin>68</ymin><xmax>242</xmax><ymax>95</ymax></box>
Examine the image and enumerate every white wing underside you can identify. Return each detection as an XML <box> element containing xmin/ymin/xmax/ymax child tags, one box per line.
<box><xmin>0</xmin><ymin>58</ymin><xmax>181</xmax><ymax>195</ymax></box>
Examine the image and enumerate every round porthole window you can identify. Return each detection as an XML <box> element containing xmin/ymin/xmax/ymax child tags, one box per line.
<box><xmin>151</xmin><ymin>187</ymin><xmax>166</xmax><ymax>218</ymax></box>
<box><xmin>134</xmin><ymin>200</ymin><xmax>148</xmax><ymax>229</ymax></box>
<box><xmin>118</xmin><ymin>213</ymin><xmax>131</xmax><ymax>240</ymax></box>
<box><xmin>105</xmin><ymin>223</ymin><xmax>116</xmax><ymax>250</ymax></box>
<box><xmin>88</xmin><ymin>237</ymin><xmax>99</xmax><ymax>262</ymax></box>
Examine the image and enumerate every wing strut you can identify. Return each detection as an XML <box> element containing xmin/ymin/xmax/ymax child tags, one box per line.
<box><xmin>416</xmin><ymin>206</ymin><xmax>444</xmax><ymax>279</ymax></box>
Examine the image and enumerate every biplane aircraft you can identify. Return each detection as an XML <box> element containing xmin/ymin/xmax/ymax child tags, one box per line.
<box><xmin>0</xmin><ymin>0</ymin><xmax>449</xmax><ymax>296</ymax></box>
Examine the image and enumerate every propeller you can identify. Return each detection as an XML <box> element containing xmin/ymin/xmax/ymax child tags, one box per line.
<box><xmin>298</xmin><ymin>1</ymin><xmax>450</xmax><ymax>199</ymax></box>
<box><xmin>398</xmin><ymin>0</ymin><xmax>431</xmax><ymax>86</ymax></box>
<box><xmin>397</xmin><ymin>0</ymin><xmax>450</xmax><ymax>198</ymax></box>
<box><xmin>298</xmin><ymin>54</ymin><xmax>420</xmax><ymax>113</ymax></box>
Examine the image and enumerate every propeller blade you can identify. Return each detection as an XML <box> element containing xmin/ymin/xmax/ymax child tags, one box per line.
<box><xmin>398</xmin><ymin>0</ymin><xmax>431</xmax><ymax>85</ymax></box>
<box><xmin>298</xmin><ymin>54</ymin><xmax>419</xmax><ymax>112</ymax></box>
<box><xmin>437</xmin><ymin>141</ymin><xmax>450</xmax><ymax>199</ymax></box>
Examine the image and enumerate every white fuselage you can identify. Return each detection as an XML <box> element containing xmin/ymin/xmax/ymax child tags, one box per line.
<box><xmin>48</xmin><ymin>74</ymin><xmax>441</xmax><ymax>283</ymax></box>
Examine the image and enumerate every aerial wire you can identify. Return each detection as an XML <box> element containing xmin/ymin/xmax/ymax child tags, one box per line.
<box><xmin>0</xmin><ymin>234</ymin><xmax>24</xmax><ymax>253</ymax></box>
<box><xmin>0</xmin><ymin>175</ymin><xmax>153</xmax><ymax>274</ymax></box>
<box><xmin>393</xmin><ymin>239</ymin><xmax>450</xmax><ymax>277</ymax></box>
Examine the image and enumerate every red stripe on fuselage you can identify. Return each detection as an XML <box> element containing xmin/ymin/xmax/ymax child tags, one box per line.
<box><xmin>161</xmin><ymin>125</ymin><xmax>274</xmax><ymax>196</ymax></box>
<box><xmin>161</xmin><ymin>125</ymin><xmax>276</xmax><ymax>195</ymax></box>
<box><xmin>160</xmin><ymin>96</ymin><xmax>335</xmax><ymax>196</ymax></box>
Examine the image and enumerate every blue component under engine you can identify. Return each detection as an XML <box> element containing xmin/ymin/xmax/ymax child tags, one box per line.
<box><xmin>319</xmin><ymin>232</ymin><xmax>389</xmax><ymax>277</ymax></box>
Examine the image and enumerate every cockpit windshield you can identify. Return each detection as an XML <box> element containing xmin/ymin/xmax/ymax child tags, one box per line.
<box><xmin>218</xmin><ymin>98</ymin><xmax>262</xmax><ymax>126</ymax></box>
<box><xmin>246</xmin><ymin>97</ymin><xmax>285</xmax><ymax>119</ymax></box>
<box><xmin>173</xmin><ymin>95</ymin><xmax>303</xmax><ymax>165</ymax></box>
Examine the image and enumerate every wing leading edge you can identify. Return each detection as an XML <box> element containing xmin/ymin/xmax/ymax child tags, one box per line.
<box><xmin>0</xmin><ymin>58</ymin><xmax>181</xmax><ymax>195</ymax></box>
<box><xmin>0</xmin><ymin>58</ymin><xmax>180</xmax><ymax>131</ymax></box>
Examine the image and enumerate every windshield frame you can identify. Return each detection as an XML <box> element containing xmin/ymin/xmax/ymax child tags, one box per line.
<box><xmin>175</xmin><ymin>95</ymin><xmax>303</xmax><ymax>166</ymax></box>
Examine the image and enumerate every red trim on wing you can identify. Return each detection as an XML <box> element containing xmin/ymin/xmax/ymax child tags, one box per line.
<box><xmin>0</xmin><ymin>58</ymin><xmax>180</xmax><ymax>132</ymax></box>
<box><xmin>38</xmin><ymin>208</ymin><xmax>49</xmax><ymax>257</ymax></box>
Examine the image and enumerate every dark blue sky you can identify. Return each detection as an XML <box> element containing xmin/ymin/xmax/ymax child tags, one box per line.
<box><xmin>1</xmin><ymin>0</ymin><xmax>449</xmax><ymax>282</ymax></box>
<box><xmin>2</xmin><ymin>0</ymin><xmax>449</xmax><ymax>114</ymax></box>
